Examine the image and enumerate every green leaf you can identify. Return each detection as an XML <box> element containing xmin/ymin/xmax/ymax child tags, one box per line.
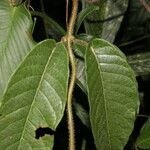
<box><xmin>137</xmin><ymin>119</ymin><xmax>150</xmax><ymax>149</ymax></box>
<box><xmin>75</xmin><ymin>5</ymin><xmax>99</xmax><ymax>34</ymax></box>
<box><xmin>74</xmin><ymin>101</ymin><xmax>90</xmax><ymax>128</ymax></box>
<box><xmin>76</xmin><ymin>34</ymin><xmax>95</xmax><ymax>44</ymax></box>
<box><xmin>82</xmin><ymin>0</ymin><xmax>128</xmax><ymax>43</ymax></box>
<box><xmin>73</xmin><ymin>41</ymin><xmax>87</xmax><ymax>93</ymax></box>
<box><xmin>73</xmin><ymin>41</ymin><xmax>86</xmax><ymax>58</ymax></box>
<box><xmin>75</xmin><ymin>49</ymin><xmax>150</xmax><ymax>95</ymax></box>
<box><xmin>128</xmin><ymin>52</ymin><xmax>150</xmax><ymax>76</ymax></box>
<box><xmin>0</xmin><ymin>1</ymin><xmax>36</xmax><ymax>102</ymax></box>
<box><xmin>76</xmin><ymin>59</ymin><xmax>87</xmax><ymax>93</ymax></box>
<box><xmin>85</xmin><ymin>38</ymin><xmax>139</xmax><ymax>149</ymax></box>
<box><xmin>0</xmin><ymin>40</ymin><xmax>69</xmax><ymax>149</ymax></box>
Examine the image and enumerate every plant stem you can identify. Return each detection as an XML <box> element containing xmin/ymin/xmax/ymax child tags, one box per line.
<box><xmin>66</xmin><ymin>0</ymin><xmax>78</xmax><ymax>150</ymax></box>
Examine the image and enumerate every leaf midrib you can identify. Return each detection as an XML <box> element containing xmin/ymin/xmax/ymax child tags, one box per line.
<box><xmin>18</xmin><ymin>46</ymin><xmax>56</xmax><ymax>149</ymax></box>
<box><xmin>91</xmin><ymin>46</ymin><xmax>111</xmax><ymax>149</ymax></box>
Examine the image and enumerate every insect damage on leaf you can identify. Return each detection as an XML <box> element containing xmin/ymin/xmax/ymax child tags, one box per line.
<box><xmin>35</xmin><ymin>127</ymin><xmax>55</xmax><ymax>139</ymax></box>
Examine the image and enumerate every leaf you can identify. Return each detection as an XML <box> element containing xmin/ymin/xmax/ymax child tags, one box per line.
<box><xmin>0</xmin><ymin>1</ymin><xmax>36</xmax><ymax>102</ymax></box>
<box><xmin>85</xmin><ymin>38</ymin><xmax>139</xmax><ymax>149</ymax></box>
<box><xmin>73</xmin><ymin>42</ymin><xmax>86</xmax><ymax>58</ymax></box>
<box><xmin>77</xmin><ymin>34</ymin><xmax>95</xmax><ymax>44</ymax></box>
<box><xmin>137</xmin><ymin>119</ymin><xmax>150</xmax><ymax>149</ymax></box>
<box><xmin>74</xmin><ymin>37</ymin><xmax>150</xmax><ymax>95</ymax></box>
<box><xmin>73</xmin><ymin>42</ymin><xmax>87</xmax><ymax>93</ymax></box>
<box><xmin>76</xmin><ymin>59</ymin><xmax>87</xmax><ymax>93</ymax></box>
<box><xmin>128</xmin><ymin>0</ymin><xmax>150</xmax><ymax>26</ymax></box>
<box><xmin>74</xmin><ymin>101</ymin><xmax>90</xmax><ymax>128</ymax></box>
<box><xmin>128</xmin><ymin>52</ymin><xmax>150</xmax><ymax>76</ymax></box>
<box><xmin>119</xmin><ymin>0</ymin><xmax>150</xmax><ymax>42</ymax></box>
<box><xmin>0</xmin><ymin>40</ymin><xmax>69</xmax><ymax>149</ymax></box>
<box><xmin>75</xmin><ymin>5</ymin><xmax>99</xmax><ymax>34</ymax></box>
<box><xmin>82</xmin><ymin>0</ymin><xmax>128</xmax><ymax>43</ymax></box>
<box><xmin>76</xmin><ymin>51</ymin><xmax>150</xmax><ymax>94</ymax></box>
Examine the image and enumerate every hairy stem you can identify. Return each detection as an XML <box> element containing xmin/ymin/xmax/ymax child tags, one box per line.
<box><xmin>66</xmin><ymin>0</ymin><xmax>78</xmax><ymax>150</ymax></box>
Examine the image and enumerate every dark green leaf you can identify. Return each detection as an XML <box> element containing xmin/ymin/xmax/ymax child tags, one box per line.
<box><xmin>76</xmin><ymin>59</ymin><xmax>86</xmax><ymax>93</ymax></box>
<box><xmin>0</xmin><ymin>40</ymin><xmax>69</xmax><ymax>149</ymax></box>
<box><xmin>77</xmin><ymin>34</ymin><xmax>95</xmax><ymax>43</ymax></box>
<box><xmin>128</xmin><ymin>0</ymin><xmax>150</xmax><ymax>26</ymax></box>
<box><xmin>137</xmin><ymin>119</ymin><xmax>150</xmax><ymax>149</ymax></box>
<box><xmin>74</xmin><ymin>101</ymin><xmax>90</xmax><ymax>128</ymax></box>
<box><xmin>73</xmin><ymin>42</ymin><xmax>87</xmax><ymax>93</ymax></box>
<box><xmin>85</xmin><ymin>38</ymin><xmax>139</xmax><ymax>149</ymax></box>
<box><xmin>82</xmin><ymin>0</ymin><xmax>128</xmax><ymax>43</ymax></box>
<box><xmin>75</xmin><ymin>5</ymin><xmax>99</xmax><ymax>34</ymax></box>
<box><xmin>119</xmin><ymin>0</ymin><xmax>150</xmax><ymax>42</ymax></box>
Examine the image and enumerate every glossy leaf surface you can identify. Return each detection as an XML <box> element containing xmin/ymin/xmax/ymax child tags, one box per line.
<box><xmin>85</xmin><ymin>38</ymin><xmax>139</xmax><ymax>149</ymax></box>
<box><xmin>0</xmin><ymin>40</ymin><xmax>69</xmax><ymax>149</ymax></box>
<box><xmin>75</xmin><ymin>5</ymin><xmax>99</xmax><ymax>34</ymax></box>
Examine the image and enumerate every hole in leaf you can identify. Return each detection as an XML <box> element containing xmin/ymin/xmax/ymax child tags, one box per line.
<box><xmin>35</xmin><ymin>127</ymin><xmax>55</xmax><ymax>139</ymax></box>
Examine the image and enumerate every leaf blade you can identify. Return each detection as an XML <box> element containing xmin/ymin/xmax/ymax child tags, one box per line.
<box><xmin>128</xmin><ymin>52</ymin><xmax>150</xmax><ymax>76</ymax></box>
<box><xmin>85</xmin><ymin>38</ymin><xmax>139</xmax><ymax>149</ymax></box>
<box><xmin>0</xmin><ymin>1</ymin><xmax>36</xmax><ymax>102</ymax></box>
<box><xmin>82</xmin><ymin>0</ymin><xmax>128</xmax><ymax>43</ymax></box>
<box><xmin>137</xmin><ymin>119</ymin><xmax>150</xmax><ymax>149</ymax></box>
<box><xmin>75</xmin><ymin>5</ymin><xmax>99</xmax><ymax>34</ymax></box>
<box><xmin>0</xmin><ymin>40</ymin><xmax>69</xmax><ymax>149</ymax></box>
